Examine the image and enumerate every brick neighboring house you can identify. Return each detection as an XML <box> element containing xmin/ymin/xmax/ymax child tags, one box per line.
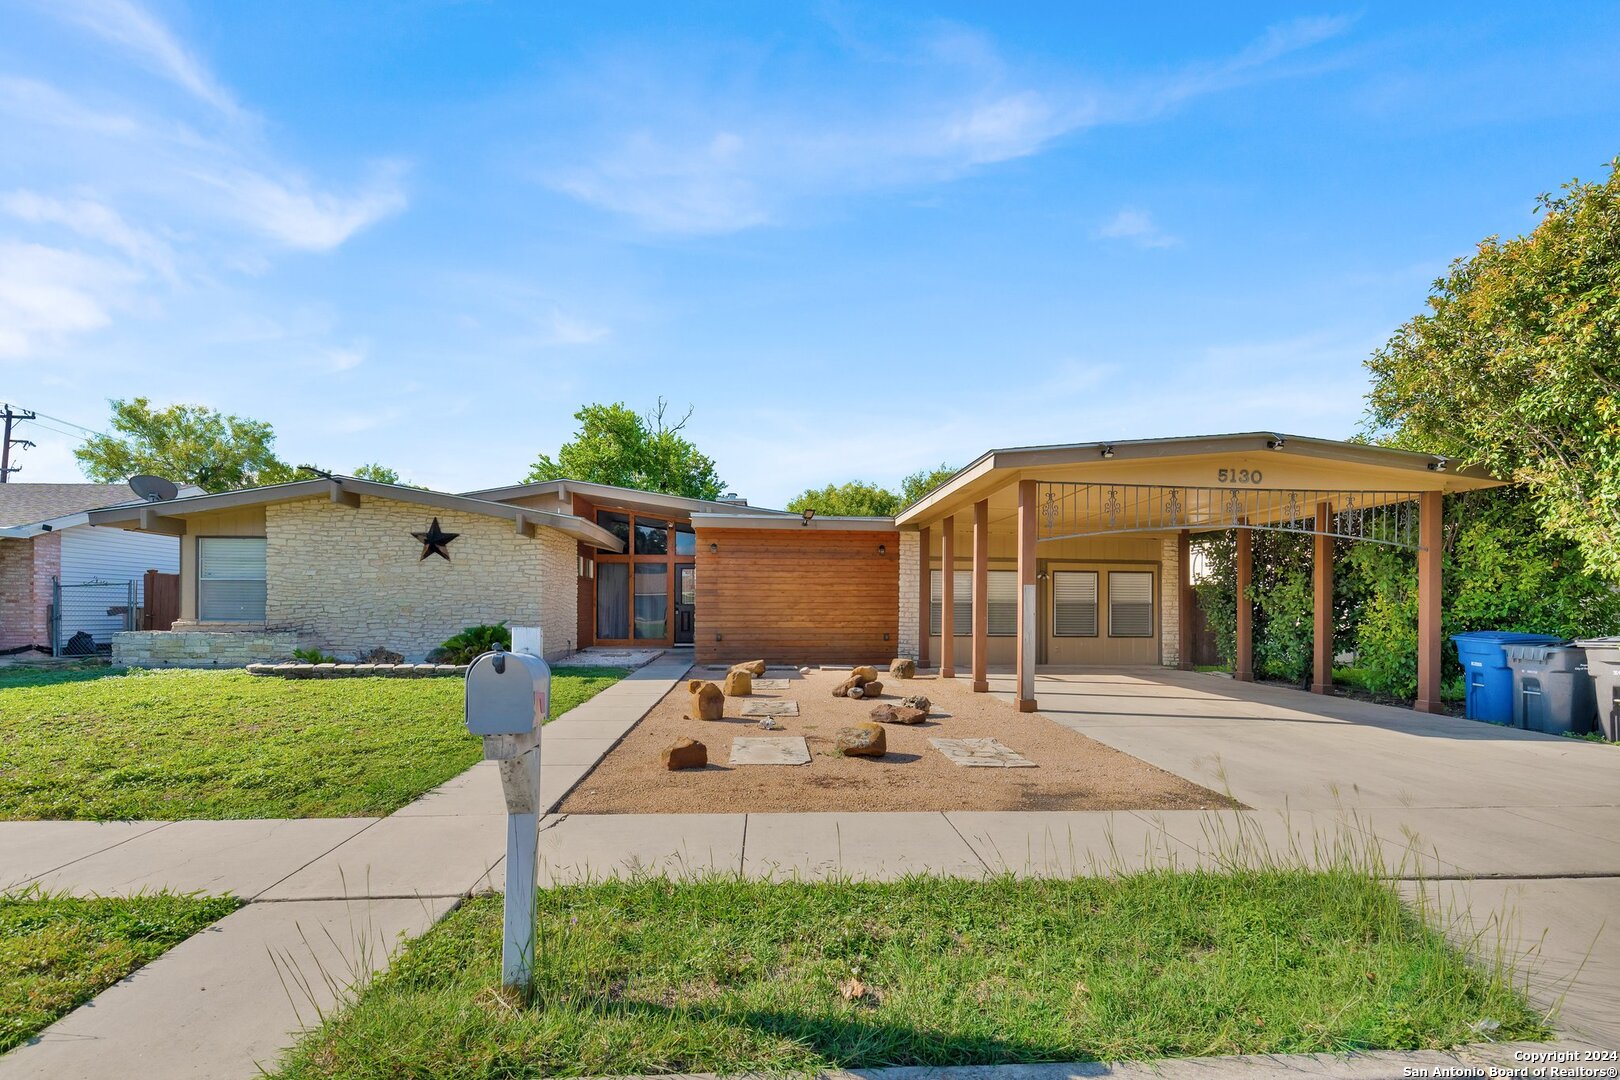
<box><xmin>0</xmin><ymin>483</ymin><xmax>185</xmax><ymax>654</ymax></box>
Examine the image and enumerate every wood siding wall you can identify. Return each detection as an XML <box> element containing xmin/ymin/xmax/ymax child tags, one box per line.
<box><xmin>694</xmin><ymin>527</ymin><xmax>899</xmax><ymax>665</ymax></box>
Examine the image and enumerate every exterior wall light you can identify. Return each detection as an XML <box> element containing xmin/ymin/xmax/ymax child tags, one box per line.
<box><xmin>801</xmin><ymin>508</ymin><xmax>815</xmax><ymax>525</ymax></box>
<box><xmin>1267</xmin><ymin>435</ymin><xmax>1286</xmax><ymax>449</ymax></box>
<box><xmin>1428</xmin><ymin>457</ymin><xmax>1448</xmax><ymax>472</ymax></box>
<box><xmin>1100</xmin><ymin>445</ymin><xmax>1115</xmax><ymax>459</ymax></box>
<box><xmin>878</xmin><ymin>543</ymin><xmax>887</xmax><ymax>556</ymax></box>
<box><xmin>709</xmin><ymin>541</ymin><xmax>719</xmax><ymax>553</ymax></box>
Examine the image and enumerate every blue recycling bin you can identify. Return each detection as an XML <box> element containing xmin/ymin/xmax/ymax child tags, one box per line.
<box><xmin>1451</xmin><ymin>631</ymin><xmax>1564</xmax><ymax>723</ymax></box>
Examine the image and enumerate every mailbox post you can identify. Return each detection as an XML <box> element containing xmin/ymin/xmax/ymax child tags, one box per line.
<box><xmin>464</xmin><ymin>642</ymin><xmax>550</xmax><ymax>992</ymax></box>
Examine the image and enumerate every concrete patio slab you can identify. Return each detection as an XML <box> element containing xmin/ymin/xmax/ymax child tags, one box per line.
<box><xmin>929</xmin><ymin>736</ymin><xmax>1037</xmax><ymax>767</ymax></box>
<box><xmin>1343</xmin><ymin>806</ymin><xmax>1620</xmax><ymax>878</ymax></box>
<box><xmin>730</xmin><ymin>735</ymin><xmax>811</xmax><ymax>765</ymax></box>
<box><xmin>0</xmin><ymin>820</ymin><xmax>170</xmax><ymax>890</ymax></box>
<box><xmin>22</xmin><ymin>818</ymin><xmax>376</xmax><ymax>900</ymax></box>
<box><xmin>257</xmin><ymin>814</ymin><xmax>506</xmax><ymax>900</ymax></box>
<box><xmin>738</xmin><ymin>698</ymin><xmax>799</xmax><ymax>717</ymax></box>
<box><xmin>742</xmin><ymin>812</ymin><xmax>988</xmax><ymax>880</ymax></box>
<box><xmin>536</xmin><ymin>813</ymin><xmax>745</xmax><ymax>884</ymax></box>
<box><xmin>0</xmin><ymin>896</ymin><xmax>454</xmax><ymax>1080</ymax></box>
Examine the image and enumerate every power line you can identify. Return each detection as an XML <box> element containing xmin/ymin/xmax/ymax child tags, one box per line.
<box><xmin>1</xmin><ymin>403</ymin><xmax>37</xmax><ymax>483</ymax></box>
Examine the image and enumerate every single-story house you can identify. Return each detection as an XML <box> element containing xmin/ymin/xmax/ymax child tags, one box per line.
<box><xmin>89</xmin><ymin>432</ymin><xmax>1501</xmax><ymax>713</ymax></box>
<box><xmin>1</xmin><ymin>482</ymin><xmax>191</xmax><ymax>654</ymax></box>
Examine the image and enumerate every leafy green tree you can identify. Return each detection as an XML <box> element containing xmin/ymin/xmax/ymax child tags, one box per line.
<box><xmin>899</xmin><ymin>463</ymin><xmax>959</xmax><ymax>507</ymax></box>
<box><xmin>786</xmin><ymin>481</ymin><xmax>900</xmax><ymax>517</ymax></box>
<box><xmin>1365</xmin><ymin>157</ymin><xmax>1620</xmax><ymax>580</ymax></box>
<box><xmin>526</xmin><ymin>400</ymin><xmax>724</xmax><ymax>500</ymax></box>
<box><xmin>351</xmin><ymin>463</ymin><xmax>401</xmax><ymax>484</ymax></box>
<box><xmin>76</xmin><ymin>398</ymin><xmax>291</xmax><ymax>492</ymax></box>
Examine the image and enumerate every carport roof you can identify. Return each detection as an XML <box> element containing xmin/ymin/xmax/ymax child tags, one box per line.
<box><xmin>85</xmin><ymin>476</ymin><xmax>626</xmax><ymax>551</ymax></box>
<box><xmin>894</xmin><ymin>431</ymin><xmax>1505</xmax><ymax>527</ymax></box>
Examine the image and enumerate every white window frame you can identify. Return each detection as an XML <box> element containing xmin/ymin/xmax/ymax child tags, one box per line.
<box><xmin>197</xmin><ymin>537</ymin><xmax>267</xmax><ymax>623</ymax></box>
<box><xmin>1108</xmin><ymin>570</ymin><xmax>1155</xmax><ymax>638</ymax></box>
<box><xmin>1051</xmin><ymin>570</ymin><xmax>1099</xmax><ymax>638</ymax></box>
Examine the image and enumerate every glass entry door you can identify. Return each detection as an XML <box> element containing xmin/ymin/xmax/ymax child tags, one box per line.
<box><xmin>674</xmin><ymin>564</ymin><xmax>696</xmax><ymax>645</ymax></box>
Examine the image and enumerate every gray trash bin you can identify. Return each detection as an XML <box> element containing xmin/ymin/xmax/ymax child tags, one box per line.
<box><xmin>1575</xmin><ymin>637</ymin><xmax>1620</xmax><ymax>741</ymax></box>
<box><xmin>1504</xmin><ymin>643</ymin><xmax>1598</xmax><ymax>736</ymax></box>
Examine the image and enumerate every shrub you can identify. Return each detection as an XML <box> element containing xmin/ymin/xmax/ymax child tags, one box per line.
<box><xmin>292</xmin><ymin>647</ymin><xmax>339</xmax><ymax>665</ymax></box>
<box><xmin>432</xmin><ymin>623</ymin><xmax>510</xmax><ymax>665</ymax></box>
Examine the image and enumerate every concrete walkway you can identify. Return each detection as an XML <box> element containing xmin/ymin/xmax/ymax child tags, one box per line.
<box><xmin>0</xmin><ymin>656</ymin><xmax>693</xmax><ymax>1080</ymax></box>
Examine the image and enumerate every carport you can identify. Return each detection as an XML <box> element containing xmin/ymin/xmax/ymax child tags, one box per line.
<box><xmin>895</xmin><ymin>433</ymin><xmax>1503</xmax><ymax>714</ymax></box>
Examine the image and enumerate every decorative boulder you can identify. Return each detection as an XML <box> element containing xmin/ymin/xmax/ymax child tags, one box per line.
<box><xmin>849</xmin><ymin>685</ymin><xmax>866</xmax><ymax>699</ymax></box>
<box><xmin>889</xmin><ymin>658</ymin><xmax>916</xmax><ymax>679</ymax></box>
<box><xmin>836</xmin><ymin>722</ymin><xmax>886</xmax><ymax>757</ymax></box>
<box><xmin>832</xmin><ymin>676</ymin><xmax>861</xmax><ymax>698</ymax></box>
<box><xmin>732</xmin><ymin>659</ymin><xmax>767</xmax><ymax>677</ymax></box>
<box><xmin>850</xmin><ymin>665</ymin><xmax>879</xmax><ymax>684</ymax></box>
<box><xmin>688</xmin><ymin>680</ymin><xmax>724</xmax><ymax>721</ymax></box>
<box><xmin>358</xmin><ymin>646</ymin><xmax>405</xmax><ymax>665</ymax></box>
<box><xmin>860</xmin><ymin>680</ymin><xmax>883</xmax><ymax>699</ymax></box>
<box><xmin>757</xmin><ymin>717</ymin><xmax>783</xmax><ymax>731</ymax></box>
<box><xmin>900</xmin><ymin>694</ymin><xmax>932</xmax><ymax>714</ymax></box>
<box><xmin>662</xmin><ymin>738</ymin><xmax>707</xmax><ymax>770</ymax></box>
<box><xmin>871</xmin><ymin>704</ymin><xmax>927</xmax><ymax>725</ymax></box>
<box><xmin>722</xmin><ymin>669</ymin><xmax>753</xmax><ymax>696</ymax></box>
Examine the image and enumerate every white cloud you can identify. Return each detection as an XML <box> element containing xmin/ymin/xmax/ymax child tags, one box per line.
<box><xmin>197</xmin><ymin>163</ymin><xmax>409</xmax><ymax>252</ymax></box>
<box><xmin>41</xmin><ymin>0</ymin><xmax>242</xmax><ymax>118</ymax></box>
<box><xmin>1097</xmin><ymin>208</ymin><xmax>1178</xmax><ymax>249</ymax></box>
<box><xmin>1</xmin><ymin>189</ymin><xmax>176</xmax><ymax>277</ymax></box>
<box><xmin>536</xmin><ymin>16</ymin><xmax>1350</xmax><ymax>234</ymax></box>
<box><xmin>0</xmin><ymin>242</ymin><xmax>137</xmax><ymax>358</ymax></box>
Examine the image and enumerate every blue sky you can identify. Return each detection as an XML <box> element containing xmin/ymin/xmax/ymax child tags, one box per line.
<box><xmin>1</xmin><ymin>2</ymin><xmax>1617</xmax><ymax>507</ymax></box>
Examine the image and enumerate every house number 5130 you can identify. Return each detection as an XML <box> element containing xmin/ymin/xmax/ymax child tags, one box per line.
<box><xmin>1217</xmin><ymin>468</ymin><xmax>1263</xmax><ymax>484</ymax></box>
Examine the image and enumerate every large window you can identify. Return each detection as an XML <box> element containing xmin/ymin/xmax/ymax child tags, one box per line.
<box><xmin>634</xmin><ymin>563</ymin><xmax>668</xmax><ymax>639</ymax></box>
<box><xmin>198</xmin><ymin>537</ymin><xmax>266</xmax><ymax>622</ymax></box>
<box><xmin>1052</xmin><ymin>571</ymin><xmax>1098</xmax><ymax>637</ymax></box>
<box><xmin>930</xmin><ymin>569</ymin><xmax>1017</xmax><ymax>636</ymax></box>
<box><xmin>634</xmin><ymin>517</ymin><xmax>669</xmax><ymax>556</ymax></box>
<box><xmin>1108</xmin><ymin>571</ymin><xmax>1154</xmax><ymax>638</ymax></box>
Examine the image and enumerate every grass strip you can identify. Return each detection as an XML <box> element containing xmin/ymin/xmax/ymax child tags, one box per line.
<box><xmin>0</xmin><ymin>667</ymin><xmax>627</xmax><ymax>820</ymax></box>
<box><xmin>278</xmin><ymin>872</ymin><xmax>1546</xmax><ymax>1078</ymax></box>
<box><xmin>0</xmin><ymin>889</ymin><xmax>241</xmax><ymax>1053</ymax></box>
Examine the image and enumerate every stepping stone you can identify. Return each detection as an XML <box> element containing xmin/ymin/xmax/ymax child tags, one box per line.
<box><xmin>751</xmin><ymin>678</ymin><xmax>791</xmax><ymax>691</ymax></box>
<box><xmin>730</xmin><ymin>736</ymin><xmax>811</xmax><ymax>766</ymax></box>
<box><xmin>739</xmin><ymin>699</ymin><xmax>799</xmax><ymax>717</ymax></box>
<box><xmin>928</xmin><ymin>737</ymin><xmax>1037</xmax><ymax>768</ymax></box>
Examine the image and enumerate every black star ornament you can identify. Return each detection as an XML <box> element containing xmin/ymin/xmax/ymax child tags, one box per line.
<box><xmin>412</xmin><ymin>517</ymin><xmax>459</xmax><ymax>561</ymax></box>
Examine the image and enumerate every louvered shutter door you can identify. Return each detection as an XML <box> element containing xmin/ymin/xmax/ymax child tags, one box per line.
<box><xmin>1052</xmin><ymin>571</ymin><xmax>1098</xmax><ymax>636</ymax></box>
<box><xmin>1108</xmin><ymin>571</ymin><xmax>1154</xmax><ymax>637</ymax></box>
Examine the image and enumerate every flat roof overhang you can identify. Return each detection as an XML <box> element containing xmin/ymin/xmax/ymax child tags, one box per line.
<box><xmin>465</xmin><ymin>479</ymin><xmax>794</xmax><ymax>521</ymax></box>
<box><xmin>895</xmin><ymin>432</ymin><xmax>1507</xmax><ymax>530</ymax></box>
<box><xmin>86</xmin><ymin>477</ymin><xmax>626</xmax><ymax>552</ymax></box>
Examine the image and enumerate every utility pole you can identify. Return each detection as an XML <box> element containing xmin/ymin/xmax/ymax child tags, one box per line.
<box><xmin>1</xmin><ymin>404</ymin><xmax>37</xmax><ymax>483</ymax></box>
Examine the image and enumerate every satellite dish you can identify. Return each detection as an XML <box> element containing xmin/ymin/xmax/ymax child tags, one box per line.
<box><xmin>129</xmin><ymin>475</ymin><xmax>179</xmax><ymax>503</ymax></box>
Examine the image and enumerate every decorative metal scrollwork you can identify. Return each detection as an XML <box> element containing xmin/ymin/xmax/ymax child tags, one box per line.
<box><xmin>1163</xmin><ymin>488</ymin><xmax>1183</xmax><ymax>526</ymax></box>
<box><xmin>1282</xmin><ymin>491</ymin><xmax>1301</xmax><ymax>523</ymax></box>
<box><xmin>1040</xmin><ymin>490</ymin><xmax>1062</xmax><ymax>529</ymax></box>
<box><xmin>1103</xmin><ymin>488</ymin><xmax>1122</xmax><ymax>527</ymax></box>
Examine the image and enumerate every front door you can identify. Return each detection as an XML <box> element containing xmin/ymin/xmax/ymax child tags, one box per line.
<box><xmin>674</xmin><ymin>564</ymin><xmax>696</xmax><ymax>645</ymax></box>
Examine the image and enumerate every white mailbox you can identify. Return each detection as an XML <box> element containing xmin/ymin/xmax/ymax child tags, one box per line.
<box><xmin>464</xmin><ymin>643</ymin><xmax>549</xmax><ymax>992</ymax></box>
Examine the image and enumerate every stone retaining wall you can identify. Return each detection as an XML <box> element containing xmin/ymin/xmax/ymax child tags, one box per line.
<box><xmin>113</xmin><ymin>629</ymin><xmax>303</xmax><ymax>668</ymax></box>
<box><xmin>245</xmin><ymin>662</ymin><xmax>467</xmax><ymax>678</ymax></box>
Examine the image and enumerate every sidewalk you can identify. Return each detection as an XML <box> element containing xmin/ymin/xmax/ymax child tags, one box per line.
<box><xmin>0</xmin><ymin>656</ymin><xmax>693</xmax><ymax>1080</ymax></box>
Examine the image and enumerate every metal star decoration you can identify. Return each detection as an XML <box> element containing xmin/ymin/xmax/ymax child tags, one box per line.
<box><xmin>412</xmin><ymin>517</ymin><xmax>459</xmax><ymax>561</ymax></box>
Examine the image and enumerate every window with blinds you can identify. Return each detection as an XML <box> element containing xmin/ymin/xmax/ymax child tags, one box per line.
<box><xmin>931</xmin><ymin>569</ymin><xmax>1018</xmax><ymax>637</ymax></box>
<box><xmin>1108</xmin><ymin>570</ymin><xmax>1154</xmax><ymax>638</ymax></box>
<box><xmin>198</xmin><ymin>537</ymin><xmax>267</xmax><ymax>622</ymax></box>
<box><xmin>928</xmin><ymin>569</ymin><xmax>972</xmax><ymax>637</ymax></box>
<box><xmin>1052</xmin><ymin>571</ymin><xmax>1098</xmax><ymax>637</ymax></box>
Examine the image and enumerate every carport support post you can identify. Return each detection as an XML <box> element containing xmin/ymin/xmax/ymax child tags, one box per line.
<box><xmin>1016</xmin><ymin>479</ymin><xmax>1037</xmax><ymax>712</ymax></box>
<box><xmin>1176</xmin><ymin>529</ymin><xmax>1193</xmax><ymax>670</ymax></box>
<box><xmin>940</xmin><ymin>516</ymin><xmax>956</xmax><ymax>679</ymax></box>
<box><xmin>1415</xmin><ymin>490</ymin><xmax>1444</xmax><ymax>714</ymax></box>
<box><xmin>1312</xmin><ymin>502</ymin><xmax>1333</xmax><ymax>694</ymax></box>
<box><xmin>1234</xmin><ymin>524</ymin><xmax>1254</xmax><ymax>682</ymax></box>
<box><xmin>917</xmin><ymin>525</ymin><xmax>930</xmax><ymax>670</ymax></box>
<box><xmin>971</xmin><ymin>498</ymin><xmax>989</xmax><ymax>692</ymax></box>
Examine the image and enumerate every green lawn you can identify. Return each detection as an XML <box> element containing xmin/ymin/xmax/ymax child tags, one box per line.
<box><xmin>1</xmin><ymin>889</ymin><xmax>241</xmax><ymax>1053</ymax></box>
<box><xmin>0</xmin><ymin>667</ymin><xmax>627</xmax><ymax>821</ymax></box>
<box><xmin>276</xmin><ymin>874</ymin><xmax>1546</xmax><ymax>1078</ymax></box>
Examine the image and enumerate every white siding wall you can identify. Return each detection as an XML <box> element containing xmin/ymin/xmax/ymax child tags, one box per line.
<box><xmin>57</xmin><ymin>526</ymin><xmax>181</xmax><ymax>646</ymax></box>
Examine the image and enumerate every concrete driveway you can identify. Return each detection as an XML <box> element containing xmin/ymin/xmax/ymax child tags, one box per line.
<box><xmin>989</xmin><ymin>667</ymin><xmax>1620</xmax><ymax>1047</ymax></box>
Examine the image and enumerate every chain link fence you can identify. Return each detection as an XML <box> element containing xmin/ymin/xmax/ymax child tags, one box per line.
<box><xmin>52</xmin><ymin>578</ymin><xmax>137</xmax><ymax>657</ymax></box>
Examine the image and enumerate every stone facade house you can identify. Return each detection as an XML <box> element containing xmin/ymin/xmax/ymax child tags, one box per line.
<box><xmin>90</xmin><ymin>433</ymin><xmax>1501</xmax><ymax>714</ymax></box>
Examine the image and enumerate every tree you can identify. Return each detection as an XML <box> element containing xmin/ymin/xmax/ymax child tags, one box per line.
<box><xmin>786</xmin><ymin>481</ymin><xmax>900</xmax><ymax>517</ymax></box>
<box><xmin>76</xmin><ymin>398</ymin><xmax>291</xmax><ymax>493</ymax></box>
<box><xmin>351</xmin><ymin>463</ymin><xmax>401</xmax><ymax>484</ymax></box>
<box><xmin>526</xmin><ymin>400</ymin><xmax>724</xmax><ymax>499</ymax></box>
<box><xmin>899</xmin><ymin>463</ymin><xmax>958</xmax><ymax>507</ymax></box>
<box><xmin>1364</xmin><ymin>157</ymin><xmax>1620</xmax><ymax>580</ymax></box>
